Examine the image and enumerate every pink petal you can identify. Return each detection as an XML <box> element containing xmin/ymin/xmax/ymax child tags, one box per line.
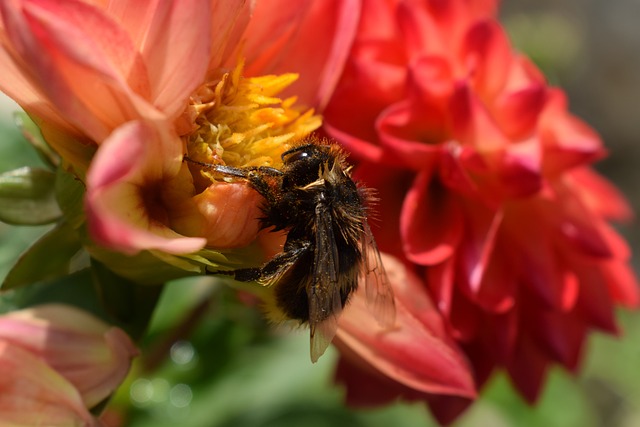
<box><xmin>0</xmin><ymin>342</ymin><xmax>97</xmax><ymax>426</ymax></box>
<box><xmin>336</xmin><ymin>254</ymin><xmax>476</xmax><ymax>398</ymax></box>
<box><xmin>1</xmin><ymin>0</ymin><xmax>156</xmax><ymax>141</ymax></box>
<box><xmin>86</xmin><ymin>120</ymin><xmax>206</xmax><ymax>255</ymax></box>
<box><xmin>0</xmin><ymin>43</ymin><xmax>78</xmax><ymax>135</ymax></box>
<box><xmin>324</xmin><ymin>120</ymin><xmax>385</xmax><ymax>163</ymax></box>
<box><xmin>334</xmin><ymin>356</ymin><xmax>473</xmax><ymax>425</ymax></box>
<box><xmin>191</xmin><ymin>181</ymin><xmax>264</xmax><ymax>248</ymax></box>
<box><xmin>108</xmin><ymin>0</ymin><xmax>220</xmax><ymax>119</ymax></box>
<box><xmin>0</xmin><ymin>304</ymin><xmax>138</xmax><ymax>408</ymax></box>
<box><xmin>438</xmin><ymin>142</ymin><xmax>481</xmax><ymax>196</ymax></box>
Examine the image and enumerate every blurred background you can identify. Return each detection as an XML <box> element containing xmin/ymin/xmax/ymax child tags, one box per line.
<box><xmin>1</xmin><ymin>1</ymin><xmax>639</xmax><ymax>426</ymax></box>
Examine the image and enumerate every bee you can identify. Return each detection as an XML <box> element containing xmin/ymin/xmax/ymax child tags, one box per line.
<box><xmin>185</xmin><ymin>139</ymin><xmax>396</xmax><ymax>362</ymax></box>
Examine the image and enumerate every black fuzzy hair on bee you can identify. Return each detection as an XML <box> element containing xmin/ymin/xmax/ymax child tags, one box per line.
<box><xmin>184</xmin><ymin>137</ymin><xmax>395</xmax><ymax>362</ymax></box>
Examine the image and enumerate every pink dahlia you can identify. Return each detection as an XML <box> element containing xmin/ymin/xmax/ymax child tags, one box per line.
<box><xmin>0</xmin><ymin>0</ymin><xmax>358</xmax><ymax>262</ymax></box>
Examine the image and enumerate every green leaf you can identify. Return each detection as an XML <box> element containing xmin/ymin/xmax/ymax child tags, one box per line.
<box><xmin>87</xmin><ymin>244</ymin><xmax>202</xmax><ymax>284</ymax></box>
<box><xmin>1</xmin><ymin>220</ymin><xmax>82</xmax><ymax>291</ymax></box>
<box><xmin>55</xmin><ymin>165</ymin><xmax>86</xmax><ymax>229</ymax></box>
<box><xmin>0</xmin><ymin>166</ymin><xmax>62</xmax><ymax>225</ymax></box>
<box><xmin>2</xmin><ymin>261</ymin><xmax>163</xmax><ymax>342</ymax></box>
<box><xmin>91</xmin><ymin>259</ymin><xmax>163</xmax><ymax>341</ymax></box>
<box><xmin>13</xmin><ymin>112</ymin><xmax>59</xmax><ymax>170</ymax></box>
<box><xmin>2</xmin><ymin>268</ymin><xmax>108</xmax><ymax>317</ymax></box>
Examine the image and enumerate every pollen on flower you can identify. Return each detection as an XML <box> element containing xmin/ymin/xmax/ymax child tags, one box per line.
<box><xmin>182</xmin><ymin>59</ymin><xmax>321</xmax><ymax>189</ymax></box>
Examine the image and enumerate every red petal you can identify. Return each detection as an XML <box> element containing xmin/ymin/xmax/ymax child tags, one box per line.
<box><xmin>427</xmin><ymin>258</ymin><xmax>455</xmax><ymax>316</ymax></box>
<box><xmin>353</xmin><ymin>164</ymin><xmax>412</xmax><ymax>259</ymax></box>
<box><xmin>245</xmin><ymin>0</ymin><xmax>360</xmax><ymax>110</ymax></box>
<box><xmin>461</xmin><ymin>20</ymin><xmax>511</xmax><ymax>101</ymax></box>
<box><xmin>603</xmin><ymin>260</ymin><xmax>640</xmax><ymax>308</ymax></box>
<box><xmin>401</xmin><ymin>169</ymin><xmax>463</xmax><ymax>265</ymax></box>
<box><xmin>506</xmin><ymin>334</ymin><xmax>549</xmax><ymax>403</ymax></box>
<box><xmin>569</xmin><ymin>167</ymin><xmax>633</xmax><ymax>221</ymax></box>
<box><xmin>545</xmin><ymin>178</ymin><xmax>616</xmax><ymax>258</ymax></box>
<box><xmin>377</xmin><ymin>100</ymin><xmax>442</xmax><ymax>169</ymax></box>
<box><xmin>531</xmin><ymin>306</ymin><xmax>586</xmax><ymax>370</ymax></box>
<box><xmin>335</xmin><ymin>356</ymin><xmax>473</xmax><ymax>426</ymax></box>
<box><xmin>494</xmin><ymin>84</ymin><xmax>547</xmax><ymax>140</ymax></box>
<box><xmin>463</xmin><ymin>241</ymin><xmax>516</xmax><ymax>313</ymax></box>
<box><xmin>572</xmin><ymin>261</ymin><xmax>618</xmax><ymax>333</ymax></box>
<box><xmin>506</xmin><ymin>203</ymin><xmax>579</xmax><ymax>311</ymax></box>
<box><xmin>491</xmin><ymin>54</ymin><xmax>548</xmax><ymax>139</ymax></box>
<box><xmin>540</xmin><ymin>90</ymin><xmax>605</xmax><ymax>176</ymax></box>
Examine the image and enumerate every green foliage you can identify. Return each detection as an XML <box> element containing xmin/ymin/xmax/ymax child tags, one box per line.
<box><xmin>0</xmin><ymin>167</ymin><xmax>62</xmax><ymax>225</ymax></box>
<box><xmin>2</xmin><ymin>221</ymin><xmax>82</xmax><ymax>291</ymax></box>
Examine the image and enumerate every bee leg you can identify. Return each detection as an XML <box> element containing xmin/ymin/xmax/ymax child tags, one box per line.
<box><xmin>183</xmin><ymin>155</ymin><xmax>282</xmax><ymax>206</ymax></box>
<box><xmin>207</xmin><ymin>241</ymin><xmax>310</xmax><ymax>285</ymax></box>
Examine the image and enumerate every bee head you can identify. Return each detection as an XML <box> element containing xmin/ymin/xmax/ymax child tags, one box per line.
<box><xmin>281</xmin><ymin>143</ymin><xmax>335</xmax><ymax>188</ymax></box>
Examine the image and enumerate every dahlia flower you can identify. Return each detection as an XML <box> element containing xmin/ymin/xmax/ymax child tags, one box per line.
<box><xmin>0</xmin><ymin>0</ymin><xmax>357</xmax><ymax>278</ymax></box>
<box><xmin>0</xmin><ymin>304</ymin><xmax>137</xmax><ymax>425</ymax></box>
<box><xmin>323</xmin><ymin>0</ymin><xmax>638</xmax><ymax>421</ymax></box>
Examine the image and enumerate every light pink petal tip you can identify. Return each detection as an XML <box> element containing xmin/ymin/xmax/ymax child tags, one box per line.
<box><xmin>0</xmin><ymin>342</ymin><xmax>97</xmax><ymax>426</ymax></box>
<box><xmin>86</xmin><ymin>121</ymin><xmax>206</xmax><ymax>255</ymax></box>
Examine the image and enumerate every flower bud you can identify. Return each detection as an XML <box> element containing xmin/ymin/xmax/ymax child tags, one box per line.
<box><xmin>0</xmin><ymin>341</ymin><xmax>98</xmax><ymax>426</ymax></box>
<box><xmin>0</xmin><ymin>304</ymin><xmax>138</xmax><ymax>408</ymax></box>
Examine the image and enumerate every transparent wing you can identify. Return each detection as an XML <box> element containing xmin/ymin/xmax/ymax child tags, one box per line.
<box><xmin>360</xmin><ymin>220</ymin><xmax>396</xmax><ymax>328</ymax></box>
<box><xmin>308</xmin><ymin>200</ymin><xmax>342</xmax><ymax>363</ymax></box>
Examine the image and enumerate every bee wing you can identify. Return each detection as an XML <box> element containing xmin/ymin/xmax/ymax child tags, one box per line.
<box><xmin>360</xmin><ymin>220</ymin><xmax>396</xmax><ymax>328</ymax></box>
<box><xmin>308</xmin><ymin>200</ymin><xmax>342</xmax><ymax>363</ymax></box>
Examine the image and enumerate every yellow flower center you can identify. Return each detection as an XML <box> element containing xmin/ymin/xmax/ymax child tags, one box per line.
<box><xmin>182</xmin><ymin>59</ymin><xmax>321</xmax><ymax>189</ymax></box>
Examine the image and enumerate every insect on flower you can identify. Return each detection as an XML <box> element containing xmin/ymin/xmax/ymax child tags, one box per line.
<box><xmin>185</xmin><ymin>138</ymin><xmax>396</xmax><ymax>362</ymax></box>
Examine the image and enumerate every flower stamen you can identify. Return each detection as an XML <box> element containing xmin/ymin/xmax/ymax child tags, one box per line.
<box><xmin>182</xmin><ymin>58</ymin><xmax>321</xmax><ymax>190</ymax></box>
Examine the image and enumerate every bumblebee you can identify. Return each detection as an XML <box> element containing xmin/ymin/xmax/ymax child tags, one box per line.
<box><xmin>186</xmin><ymin>139</ymin><xmax>395</xmax><ymax>362</ymax></box>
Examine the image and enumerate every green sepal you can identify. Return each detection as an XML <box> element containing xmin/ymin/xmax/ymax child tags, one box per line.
<box><xmin>1</xmin><ymin>264</ymin><xmax>162</xmax><ymax>341</ymax></box>
<box><xmin>90</xmin><ymin>259</ymin><xmax>163</xmax><ymax>341</ymax></box>
<box><xmin>1</xmin><ymin>220</ymin><xmax>82</xmax><ymax>291</ymax></box>
<box><xmin>0</xmin><ymin>167</ymin><xmax>62</xmax><ymax>225</ymax></box>
<box><xmin>55</xmin><ymin>165</ymin><xmax>86</xmax><ymax>229</ymax></box>
<box><xmin>13</xmin><ymin>112</ymin><xmax>60</xmax><ymax>170</ymax></box>
<box><xmin>1</xmin><ymin>268</ymin><xmax>108</xmax><ymax>318</ymax></box>
<box><xmin>86</xmin><ymin>243</ymin><xmax>204</xmax><ymax>285</ymax></box>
